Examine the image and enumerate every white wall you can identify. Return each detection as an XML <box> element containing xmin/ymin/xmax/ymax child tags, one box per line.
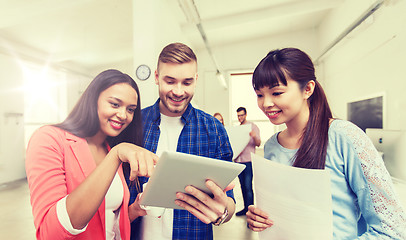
<box><xmin>319</xmin><ymin>0</ymin><xmax>406</xmax><ymax>130</ymax></box>
<box><xmin>130</xmin><ymin>1</ymin><xmax>319</xmax><ymax>124</ymax></box>
<box><xmin>197</xmin><ymin>29</ymin><xmax>319</xmax><ymax>125</ymax></box>
<box><xmin>0</xmin><ymin>0</ymin><xmax>191</xmax><ymax>184</ymax></box>
<box><xmin>65</xmin><ymin>70</ymin><xmax>93</xmax><ymax>112</ymax></box>
<box><xmin>132</xmin><ymin>0</ymin><xmax>193</xmax><ymax>109</ymax></box>
<box><xmin>0</xmin><ymin>53</ymin><xmax>25</xmax><ymax>184</ymax></box>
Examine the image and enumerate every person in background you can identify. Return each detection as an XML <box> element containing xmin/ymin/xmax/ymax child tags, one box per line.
<box><xmin>213</xmin><ymin>112</ymin><xmax>225</xmax><ymax>125</ymax></box>
<box><xmin>26</xmin><ymin>69</ymin><xmax>158</xmax><ymax>240</ymax></box>
<box><xmin>246</xmin><ymin>48</ymin><xmax>406</xmax><ymax>239</ymax></box>
<box><xmin>234</xmin><ymin>107</ymin><xmax>261</xmax><ymax>216</ymax></box>
<box><xmin>128</xmin><ymin>42</ymin><xmax>235</xmax><ymax>240</ymax></box>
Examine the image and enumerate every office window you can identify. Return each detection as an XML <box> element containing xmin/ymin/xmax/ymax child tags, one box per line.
<box><xmin>23</xmin><ymin>64</ymin><xmax>67</xmax><ymax>148</ymax></box>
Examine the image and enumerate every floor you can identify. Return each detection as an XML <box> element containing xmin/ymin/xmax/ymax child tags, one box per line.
<box><xmin>213</xmin><ymin>179</ymin><xmax>259</xmax><ymax>240</ymax></box>
<box><xmin>0</xmin><ymin>179</ymin><xmax>36</xmax><ymax>240</ymax></box>
<box><xmin>0</xmin><ymin>177</ymin><xmax>258</xmax><ymax>240</ymax></box>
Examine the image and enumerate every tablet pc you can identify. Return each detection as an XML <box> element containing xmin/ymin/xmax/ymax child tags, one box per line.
<box><xmin>139</xmin><ymin>151</ymin><xmax>245</xmax><ymax>209</ymax></box>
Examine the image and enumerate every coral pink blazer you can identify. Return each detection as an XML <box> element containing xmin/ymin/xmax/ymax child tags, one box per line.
<box><xmin>26</xmin><ymin>126</ymin><xmax>131</xmax><ymax>240</ymax></box>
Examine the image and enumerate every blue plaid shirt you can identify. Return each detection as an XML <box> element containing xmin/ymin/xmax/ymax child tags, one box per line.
<box><xmin>129</xmin><ymin>99</ymin><xmax>234</xmax><ymax>240</ymax></box>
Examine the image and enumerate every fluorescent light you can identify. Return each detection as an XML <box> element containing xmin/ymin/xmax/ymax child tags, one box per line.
<box><xmin>178</xmin><ymin>0</ymin><xmax>201</xmax><ymax>24</ymax></box>
<box><xmin>216</xmin><ymin>70</ymin><xmax>228</xmax><ymax>89</ymax></box>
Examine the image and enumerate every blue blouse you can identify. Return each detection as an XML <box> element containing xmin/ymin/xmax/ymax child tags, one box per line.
<box><xmin>264</xmin><ymin>120</ymin><xmax>406</xmax><ymax>239</ymax></box>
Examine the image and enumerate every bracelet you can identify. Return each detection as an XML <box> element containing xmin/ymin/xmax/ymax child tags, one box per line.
<box><xmin>212</xmin><ymin>208</ymin><xmax>229</xmax><ymax>226</ymax></box>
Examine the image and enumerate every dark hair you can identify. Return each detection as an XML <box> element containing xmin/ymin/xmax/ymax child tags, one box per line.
<box><xmin>252</xmin><ymin>48</ymin><xmax>332</xmax><ymax>169</ymax></box>
<box><xmin>236</xmin><ymin>107</ymin><xmax>246</xmax><ymax>114</ymax></box>
<box><xmin>157</xmin><ymin>42</ymin><xmax>197</xmax><ymax>71</ymax></box>
<box><xmin>54</xmin><ymin>69</ymin><xmax>143</xmax><ymax>176</ymax></box>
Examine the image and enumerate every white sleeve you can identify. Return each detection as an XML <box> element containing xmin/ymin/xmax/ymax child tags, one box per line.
<box><xmin>56</xmin><ymin>196</ymin><xmax>88</xmax><ymax>235</ymax></box>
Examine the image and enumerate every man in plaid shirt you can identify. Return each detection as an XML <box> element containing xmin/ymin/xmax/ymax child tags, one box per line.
<box><xmin>128</xmin><ymin>42</ymin><xmax>235</xmax><ymax>240</ymax></box>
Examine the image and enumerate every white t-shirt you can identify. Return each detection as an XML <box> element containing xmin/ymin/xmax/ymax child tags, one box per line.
<box><xmin>140</xmin><ymin>114</ymin><xmax>184</xmax><ymax>240</ymax></box>
<box><xmin>105</xmin><ymin>172</ymin><xmax>124</xmax><ymax>239</ymax></box>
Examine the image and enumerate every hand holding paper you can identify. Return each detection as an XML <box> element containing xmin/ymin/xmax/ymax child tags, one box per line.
<box><xmin>251</xmin><ymin>154</ymin><xmax>333</xmax><ymax>240</ymax></box>
<box><xmin>246</xmin><ymin>205</ymin><xmax>273</xmax><ymax>231</ymax></box>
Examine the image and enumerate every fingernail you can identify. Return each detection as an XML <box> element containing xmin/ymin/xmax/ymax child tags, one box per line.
<box><xmin>176</xmin><ymin>193</ymin><xmax>183</xmax><ymax>200</ymax></box>
<box><xmin>185</xmin><ymin>186</ymin><xmax>193</xmax><ymax>193</ymax></box>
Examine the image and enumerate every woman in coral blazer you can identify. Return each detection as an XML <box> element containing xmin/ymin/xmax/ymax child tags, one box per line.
<box><xmin>26</xmin><ymin>70</ymin><xmax>157</xmax><ymax>240</ymax></box>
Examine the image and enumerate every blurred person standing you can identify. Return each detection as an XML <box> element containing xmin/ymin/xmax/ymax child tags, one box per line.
<box><xmin>235</xmin><ymin>107</ymin><xmax>261</xmax><ymax>216</ymax></box>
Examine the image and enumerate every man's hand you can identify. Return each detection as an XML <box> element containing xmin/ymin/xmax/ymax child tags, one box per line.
<box><xmin>249</xmin><ymin>130</ymin><xmax>261</xmax><ymax>147</ymax></box>
<box><xmin>128</xmin><ymin>193</ymin><xmax>147</xmax><ymax>222</ymax></box>
<box><xmin>174</xmin><ymin>180</ymin><xmax>235</xmax><ymax>224</ymax></box>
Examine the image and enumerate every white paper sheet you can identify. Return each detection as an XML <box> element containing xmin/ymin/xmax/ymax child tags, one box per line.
<box><xmin>252</xmin><ymin>154</ymin><xmax>333</xmax><ymax>240</ymax></box>
<box><xmin>225</xmin><ymin>124</ymin><xmax>251</xmax><ymax>159</ymax></box>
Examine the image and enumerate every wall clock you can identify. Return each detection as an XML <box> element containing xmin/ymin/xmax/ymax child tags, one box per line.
<box><xmin>135</xmin><ymin>64</ymin><xmax>151</xmax><ymax>81</ymax></box>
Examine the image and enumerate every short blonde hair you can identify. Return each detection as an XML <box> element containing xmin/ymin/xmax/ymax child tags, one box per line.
<box><xmin>157</xmin><ymin>42</ymin><xmax>197</xmax><ymax>70</ymax></box>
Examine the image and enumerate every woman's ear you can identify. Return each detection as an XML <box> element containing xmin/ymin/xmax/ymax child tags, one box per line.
<box><xmin>304</xmin><ymin>80</ymin><xmax>315</xmax><ymax>100</ymax></box>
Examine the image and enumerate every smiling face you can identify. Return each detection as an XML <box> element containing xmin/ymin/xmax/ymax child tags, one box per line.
<box><xmin>255</xmin><ymin>77</ymin><xmax>313</xmax><ymax>127</ymax></box>
<box><xmin>155</xmin><ymin>61</ymin><xmax>197</xmax><ymax>117</ymax></box>
<box><xmin>97</xmin><ymin>83</ymin><xmax>138</xmax><ymax>138</ymax></box>
<box><xmin>237</xmin><ymin>110</ymin><xmax>247</xmax><ymax>124</ymax></box>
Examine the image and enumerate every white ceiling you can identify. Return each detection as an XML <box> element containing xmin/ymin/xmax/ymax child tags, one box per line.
<box><xmin>0</xmin><ymin>0</ymin><xmax>344</xmax><ymax>73</ymax></box>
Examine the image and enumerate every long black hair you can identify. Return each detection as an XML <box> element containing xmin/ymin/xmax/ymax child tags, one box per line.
<box><xmin>54</xmin><ymin>69</ymin><xmax>143</xmax><ymax>175</ymax></box>
<box><xmin>252</xmin><ymin>48</ymin><xmax>332</xmax><ymax>169</ymax></box>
